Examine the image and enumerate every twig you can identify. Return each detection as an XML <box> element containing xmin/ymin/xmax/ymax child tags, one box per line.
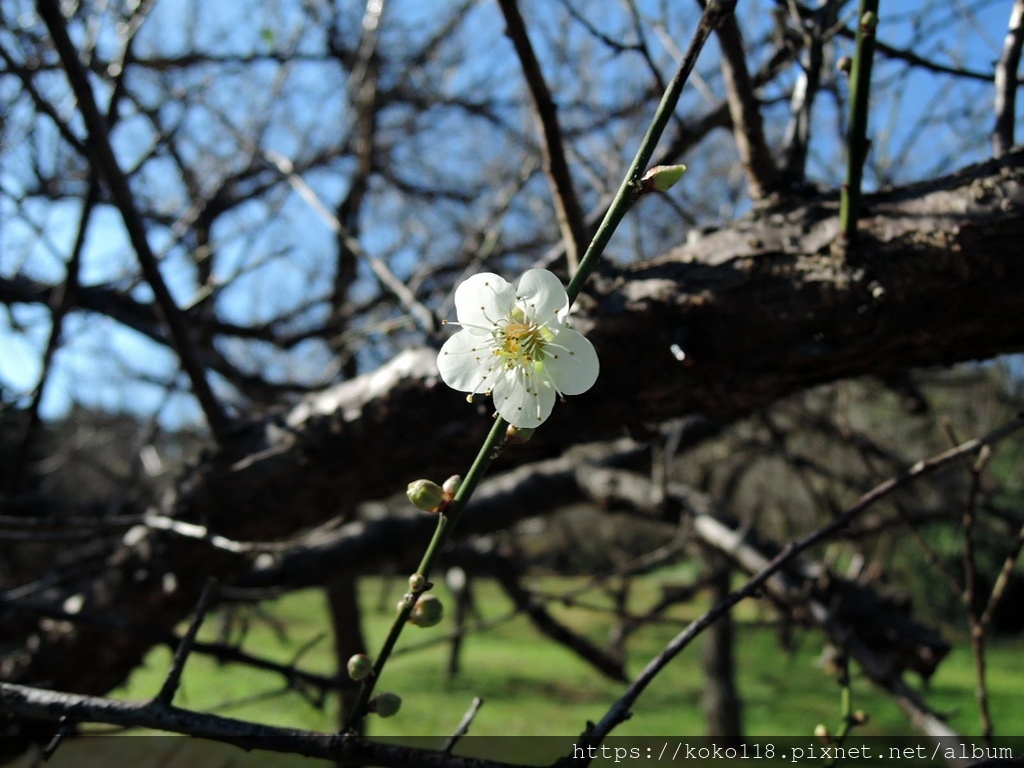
<box><xmin>263</xmin><ymin>150</ymin><xmax>439</xmax><ymax>334</ymax></box>
<box><xmin>780</xmin><ymin>0</ymin><xmax>848</xmax><ymax>185</ymax></box>
<box><xmin>443</xmin><ymin>697</ymin><xmax>484</xmax><ymax>753</ymax></box>
<box><xmin>492</xmin><ymin>563</ymin><xmax>627</xmax><ymax>682</ymax></box>
<box><xmin>713</xmin><ymin>10</ymin><xmax>779</xmax><ymax>200</ymax></box>
<box><xmin>155</xmin><ymin>578</ymin><xmax>219</xmax><ymax>706</ymax></box>
<box><xmin>565</xmin><ymin>0</ymin><xmax>738</xmax><ymax>305</ymax></box>
<box><xmin>9</xmin><ymin>178</ymin><xmax>96</xmax><ymax>494</ymax></box>
<box><xmin>993</xmin><ymin>0</ymin><xmax>1024</xmax><ymax>158</ymax></box>
<box><xmin>838</xmin><ymin>0</ymin><xmax>879</xmax><ymax>245</ymax></box>
<box><xmin>497</xmin><ymin>0</ymin><xmax>588</xmax><ymax>273</ymax></box>
<box><xmin>962</xmin><ymin>446</ymin><xmax>995</xmax><ymax>743</ymax></box>
<box><xmin>581</xmin><ymin>415</ymin><xmax>1024</xmax><ymax>745</ymax></box>
<box><xmin>332</xmin><ymin>0</ymin><xmax>385</xmax><ymax>360</ymax></box>
<box><xmin>41</xmin><ymin>718</ymin><xmax>72</xmax><ymax>761</ymax></box>
<box><xmin>35</xmin><ymin>0</ymin><xmax>232</xmax><ymax>441</ymax></box>
<box><xmin>979</xmin><ymin>520</ymin><xmax>1024</xmax><ymax>631</ymax></box>
<box><xmin>344</xmin><ymin>416</ymin><xmax>509</xmax><ymax>727</ymax></box>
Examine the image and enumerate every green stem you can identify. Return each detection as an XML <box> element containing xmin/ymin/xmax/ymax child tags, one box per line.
<box><xmin>839</xmin><ymin>0</ymin><xmax>879</xmax><ymax>244</ymax></box>
<box><xmin>345</xmin><ymin>0</ymin><xmax>738</xmax><ymax>732</ymax></box>
<box><xmin>344</xmin><ymin>417</ymin><xmax>507</xmax><ymax>727</ymax></box>
<box><xmin>566</xmin><ymin>0</ymin><xmax>736</xmax><ymax>305</ymax></box>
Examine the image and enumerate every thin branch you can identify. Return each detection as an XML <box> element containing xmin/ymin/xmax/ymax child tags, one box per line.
<box><xmin>713</xmin><ymin>10</ymin><xmax>780</xmax><ymax>200</ymax></box>
<box><xmin>580</xmin><ymin>415</ymin><xmax>1024</xmax><ymax>746</ymax></box>
<box><xmin>155</xmin><ymin>578</ymin><xmax>219</xmax><ymax>706</ymax></box>
<box><xmin>496</xmin><ymin>0</ymin><xmax>588</xmax><ymax>273</ymax></box>
<box><xmin>332</xmin><ymin>0</ymin><xmax>386</xmax><ymax>368</ymax></box>
<box><xmin>0</xmin><ymin>42</ymin><xmax>87</xmax><ymax>154</ymax></box>
<box><xmin>780</xmin><ymin>0</ymin><xmax>851</xmax><ymax>185</ymax></box>
<box><xmin>565</xmin><ymin>0</ymin><xmax>739</xmax><ymax>304</ymax></box>
<box><xmin>8</xmin><ymin>178</ymin><xmax>96</xmax><ymax>494</ymax></box>
<box><xmin>35</xmin><ymin>0</ymin><xmax>232</xmax><ymax>440</ymax></box>
<box><xmin>993</xmin><ymin>0</ymin><xmax>1024</xmax><ymax>157</ymax></box>
<box><xmin>838</xmin><ymin>0</ymin><xmax>879</xmax><ymax>244</ymax></box>
<box><xmin>492</xmin><ymin>561</ymin><xmax>628</xmax><ymax>682</ymax></box>
<box><xmin>443</xmin><ymin>697</ymin><xmax>484</xmax><ymax>753</ymax></box>
<box><xmin>960</xmin><ymin>446</ymin><xmax>995</xmax><ymax>743</ymax></box>
<box><xmin>979</xmin><ymin>519</ymin><xmax>1024</xmax><ymax>630</ymax></box>
<box><xmin>262</xmin><ymin>150</ymin><xmax>439</xmax><ymax>335</ymax></box>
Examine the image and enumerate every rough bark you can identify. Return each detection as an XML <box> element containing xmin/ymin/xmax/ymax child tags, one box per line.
<box><xmin>3</xmin><ymin>150</ymin><xmax>1024</xmax><ymax>750</ymax></box>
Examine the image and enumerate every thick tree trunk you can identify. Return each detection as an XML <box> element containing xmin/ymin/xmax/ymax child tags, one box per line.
<box><xmin>700</xmin><ymin>554</ymin><xmax>743</xmax><ymax>743</ymax></box>
<box><xmin>3</xmin><ymin>151</ymin><xmax>1024</xmax><ymax>750</ymax></box>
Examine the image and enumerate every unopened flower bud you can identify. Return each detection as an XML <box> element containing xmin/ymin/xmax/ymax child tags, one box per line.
<box><xmin>860</xmin><ymin>11</ymin><xmax>877</xmax><ymax>30</ymax></box>
<box><xmin>408</xmin><ymin>573</ymin><xmax>427</xmax><ymax>593</ymax></box>
<box><xmin>369</xmin><ymin>691</ymin><xmax>402</xmax><ymax>718</ymax></box>
<box><xmin>851</xmin><ymin>710</ymin><xmax>869</xmax><ymax>725</ymax></box>
<box><xmin>407</xmin><ymin>593</ymin><xmax>444</xmax><ymax>628</ymax></box>
<box><xmin>442</xmin><ymin>475</ymin><xmax>461</xmax><ymax>497</ymax></box>
<box><xmin>347</xmin><ymin>653</ymin><xmax>373</xmax><ymax>681</ymax></box>
<box><xmin>406</xmin><ymin>479</ymin><xmax>444</xmax><ymax>512</ymax></box>
<box><xmin>505</xmin><ymin>425</ymin><xmax>536</xmax><ymax>444</ymax></box>
<box><xmin>837</xmin><ymin>55</ymin><xmax>852</xmax><ymax>75</ymax></box>
<box><xmin>814</xmin><ymin>723</ymin><xmax>831</xmax><ymax>742</ymax></box>
<box><xmin>641</xmin><ymin>164</ymin><xmax>687</xmax><ymax>193</ymax></box>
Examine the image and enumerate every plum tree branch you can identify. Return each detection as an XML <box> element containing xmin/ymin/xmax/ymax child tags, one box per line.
<box><xmin>4</xmin><ymin>146</ymin><xmax>1024</xmax><ymax>754</ymax></box>
<box><xmin>993</xmin><ymin>0</ymin><xmax>1024</xmax><ymax>158</ymax></box>
<box><xmin>579</xmin><ymin>415</ymin><xmax>1024</xmax><ymax>747</ymax></box>
<box><xmin>35</xmin><ymin>0</ymin><xmax>232</xmax><ymax>440</ymax></box>
<box><xmin>714</xmin><ymin>10</ymin><xmax>780</xmax><ymax>200</ymax></box>
<box><xmin>497</xmin><ymin>0</ymin><xmax>589</xmax><ymax>273</ymax></box>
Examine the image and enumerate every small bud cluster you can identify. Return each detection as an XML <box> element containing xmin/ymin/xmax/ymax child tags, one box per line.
<box><xmin>406</xmin><ymin>475</ymin><xmax>462</xmax><ymax>514</ymax></box>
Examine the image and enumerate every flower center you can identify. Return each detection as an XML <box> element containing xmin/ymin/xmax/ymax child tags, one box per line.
<box><xmin>496</xmin><ymin>320</ymin><xmax>547</xmax><ymax>365</ymax></box>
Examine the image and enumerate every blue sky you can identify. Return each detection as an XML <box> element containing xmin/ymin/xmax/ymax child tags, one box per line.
<box><xmin>0</xmin><ymin>0</ymin><xmax>1019</xmax><ymax>430</ymax></box>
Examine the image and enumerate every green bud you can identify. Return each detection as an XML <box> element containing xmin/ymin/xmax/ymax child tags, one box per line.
<box><xmin>814</xmin><ymin>723</ymin><xmax>830</xmax><ymax>742</ymax></box>
<box><xmin>641</xmin><ymin>164</ymin><xmax>687</xmax><ymax>193</ymax></box>
<box><xmin>851</xmin><ymin>710</ymin><xmax>870</xmax><ymax>726</ymax></box>
<box><xmin>407</xmin><ymin>594</ymin><xmax>444</xmax><ymax>628</ymax></box>
<box><xmin>346</xmin><ymin>653</ymin><xmax>373</xmax><ymax>681</ymax></box>
<box><xmin>408</xmin><ymin>573</ymin><xmax>427</xmax><ymax>593</ymax></box>
<box><xmin>370</xmin><ymin>691</ymin><xmax>402</xmax><ymax>718</ymax></box>
<box><xmin>442</xmin><ymin>474</ymin><xmax>462</xmax><ymax>497</ymax></box>
<box><xmin>860</xmin><ymin>11</ymin><xmax>877</xmax><ymax>29</ymax></box>
<box><xmin>406</xmin><ymin>479</ymin><xmax>444</xmax><ymax>512</ymax></box>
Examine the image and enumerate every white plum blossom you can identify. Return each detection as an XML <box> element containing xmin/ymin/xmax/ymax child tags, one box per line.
<box><xmin>437</xmin><ymin>269</ymin><xmax>599</xmax><ymax>428</ymax></box>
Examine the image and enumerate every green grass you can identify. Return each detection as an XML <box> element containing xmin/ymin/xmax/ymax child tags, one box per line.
<box><xmin>109</xmin><ymin>573</ymin><xmax>1024</xmax><ymax>742</ymax></box>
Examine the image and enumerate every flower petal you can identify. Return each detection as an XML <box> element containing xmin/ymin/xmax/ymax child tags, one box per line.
<box><xmin>437</xmin><ymin>330</ymin><xmax>498</xmax><ymax>393</ymax></box>
<box><xmin>492</xmin><ymin>366</ymin><xmax>556</xmax><ymax>427</ymax></box>
<box><xmin>515</xmin><ymin>269</ymin><xmax>569</xmax><ymax>325</ymax></box>
<box><xmin>541</xmin><ymin>328</ymin><xmax>599</xmax><ymax>395</ymax></box>
<box><xmin>454</xmin><ymin>272</ymin><xmax>515</xmax><ymax>331</ymax></box>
